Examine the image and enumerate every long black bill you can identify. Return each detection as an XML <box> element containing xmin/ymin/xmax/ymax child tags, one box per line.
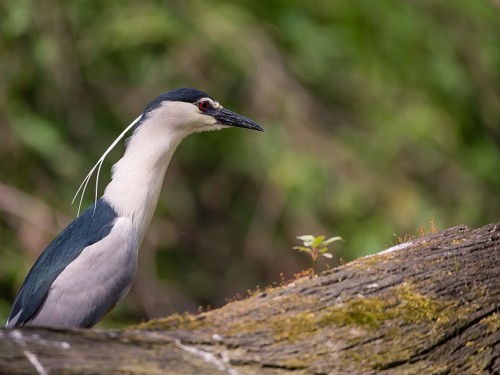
<box><xmin>212</xmin><ymin>108</ymin><xmax>264</xmax><ymax>132</ymax></box>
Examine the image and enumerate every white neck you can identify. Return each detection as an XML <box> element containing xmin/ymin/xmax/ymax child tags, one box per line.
<box><xmin>103</xmin><ymin>119</ymin><xmax>187</xmax><ymax>245</ymax></box>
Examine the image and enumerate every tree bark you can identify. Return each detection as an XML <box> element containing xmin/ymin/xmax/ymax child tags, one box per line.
<box><xmin>1</xmin><ymin>223</ymin><xmax>499</xmax><ymax>374</ymax></box>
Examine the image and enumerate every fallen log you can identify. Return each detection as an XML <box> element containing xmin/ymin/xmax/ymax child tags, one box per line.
<box><xmin>1</xmin><ymin>223</ymin><xmax>499</xmax><ymax>374</ymax></box>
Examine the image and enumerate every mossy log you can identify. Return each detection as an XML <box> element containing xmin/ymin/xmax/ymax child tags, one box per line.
<box><xmin>1</xmin><ymin>223</ymin><xmax>499</xmax><ymax>374</ymax></box>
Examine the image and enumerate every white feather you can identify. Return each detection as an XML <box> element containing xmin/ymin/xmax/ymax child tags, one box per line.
<box><xmin>71</xmin><ymin>114</ymin><xmax>143</xmax><ymax>215</ymax></box>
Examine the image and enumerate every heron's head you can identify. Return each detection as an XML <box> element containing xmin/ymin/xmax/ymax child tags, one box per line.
<box><xmin>135</xmin><ymin>87</ymin><xmax>264</xmax><ymax>137</ymax></box>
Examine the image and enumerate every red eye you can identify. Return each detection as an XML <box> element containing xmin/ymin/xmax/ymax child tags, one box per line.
<box><xmin>198</xmin><ymin>100</ymin><xmax>210</xmax><ymax>112</ymax></box>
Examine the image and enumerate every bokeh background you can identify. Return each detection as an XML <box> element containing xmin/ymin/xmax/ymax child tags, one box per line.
<box><xmin>1</xmin><ymin>1</ymin><xmax>499</xmax><ymax>327</ymax></box>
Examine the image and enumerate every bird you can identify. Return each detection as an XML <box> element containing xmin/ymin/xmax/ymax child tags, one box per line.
<box><xmin>6</xmin><ymin>87</ymin><xmax>263</xmax><ymax>329</ymax></box>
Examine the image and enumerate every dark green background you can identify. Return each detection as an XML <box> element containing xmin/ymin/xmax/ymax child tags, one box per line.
<box><xmin>1</xmin><ymin>1</ymin><xmax>499</xmax><ymax>327</ymax></box>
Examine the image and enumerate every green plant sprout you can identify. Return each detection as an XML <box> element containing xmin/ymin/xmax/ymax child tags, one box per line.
<box><xmin>294</xmin><ymin>234</ymin><xmax>343</xmax><ymax>275</ymax></box>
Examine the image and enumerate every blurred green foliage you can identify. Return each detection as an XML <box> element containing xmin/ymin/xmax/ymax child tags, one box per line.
<box><xmin>1</xmin><ymin>1</ymin><xmax>499</xmax><ymax>327</ymax></box>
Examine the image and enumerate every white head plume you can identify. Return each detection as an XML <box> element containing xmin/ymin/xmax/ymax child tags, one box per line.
<box><xmin>71</xmin><ymin>114</ymin><xmax>143</xmax><ymax>215</ymax></box>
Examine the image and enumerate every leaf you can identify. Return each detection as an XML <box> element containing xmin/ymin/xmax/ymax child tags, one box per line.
<box><xmin>318</xmin><ymin>247</ymin><xmax>329</xmax><ymax>253</ymax></box>
<box><xmin>321</xmin><ymin>253</ymin><xmax>333</xmax><ymax>258</ymax></box>
<box><xmin>312</xmin><ymin>235</ymin><xmax>325</xmax><ymax>248</ymax></box>
<box><xmin>322</xmin><ymin>236</ymin><xmax>343</xmax><ymax>246</ymax></box>
<box><xmin>293</xmin><ymin>246</ymin><xmax>312</xmax><ymax>254</ymax></box>
<box><xmin>297</xmin><ymin>235</ymin><xmax>315</xmax><ymax>247</ymax></box>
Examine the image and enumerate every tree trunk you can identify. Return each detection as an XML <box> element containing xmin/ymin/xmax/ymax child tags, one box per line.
<box><xmin>1</xmin><ymin>223</ymin><xmax>499</xmax><ymax>374</ymax></box>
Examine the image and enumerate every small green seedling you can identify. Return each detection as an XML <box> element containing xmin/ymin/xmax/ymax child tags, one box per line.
<box><xmin>294</xmin><ymin>234</ymin><xmax>343</xmax><ymax>275</ymax></box>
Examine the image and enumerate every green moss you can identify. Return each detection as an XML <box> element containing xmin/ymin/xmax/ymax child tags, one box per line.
<box><xmin>318</xmin><ymin>283</ymin><xmax>443</xmax><ymax>329</ymax></box>
<box><xmin>273</xmin><ymin>311</ymin><xmax>319</xmax><ymax>342</ymax></box>
<box><xmin>130</xmin><ymin>312</ymin><xmax>205</xmax><ymax>331</ymax></box>
<box><xmin>357</xmin><ymin>255</ymin><xmax>389</xmax><ymax>266</ymax></box>
<box><xmin>320</xmin><ymin>298</ymin><xmax>387</xmax><ymax>329</ymax></box>
<box><xmin>395</xmin><ymin>283</ymin><xmax>444</xmax><ymax>323</ymax></box>
<box><xmin>269</xmin><ymin>283</ymin><xmax>448</xmax><ymax>343</ymax></box>
<box><xmin>481</xmin><ymin>313</ymin><xmax>500</xmax><ymax>333</ymax></box>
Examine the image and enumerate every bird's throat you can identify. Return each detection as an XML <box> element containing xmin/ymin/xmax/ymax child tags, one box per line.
<box><xmin>103</xmin><ymin>127</ymin><xmax>184</xmax><ymax>245</ymax></box>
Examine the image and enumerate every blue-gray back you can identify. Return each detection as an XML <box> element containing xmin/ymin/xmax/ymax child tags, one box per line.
<box><xmin>7</xmin><ymin>198</ymin><xmax>117</xmax><ymax>326</ymax></box>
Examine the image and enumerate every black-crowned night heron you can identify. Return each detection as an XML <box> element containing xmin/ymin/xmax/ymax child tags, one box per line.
<box><xmin>6</xmin><ymin>87</ymin><xmax>263</xmax><ymax>328</ymax></box>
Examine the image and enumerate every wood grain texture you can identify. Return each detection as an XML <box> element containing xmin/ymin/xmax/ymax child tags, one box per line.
<box><xmin>1</xmin><ymin>223</ymin><xmax>499</xmax><ymax>374</ymax></box>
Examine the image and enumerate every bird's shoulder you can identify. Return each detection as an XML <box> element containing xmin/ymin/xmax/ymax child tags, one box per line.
<box><xmin>29</xmin><ymin>197</ymin><xmax>119</xmax><ymax>276</ymax></box>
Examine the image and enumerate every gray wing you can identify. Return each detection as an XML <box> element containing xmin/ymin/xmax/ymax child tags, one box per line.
<box><xmin>27</xmin><ymin>217</ymin><xmax>138</xmax><ymax>328</ymax></box>
<box><xmin>7</xmin><ymin>198</ymin><xmax>137</xmax><ymax>328</ymax></box>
